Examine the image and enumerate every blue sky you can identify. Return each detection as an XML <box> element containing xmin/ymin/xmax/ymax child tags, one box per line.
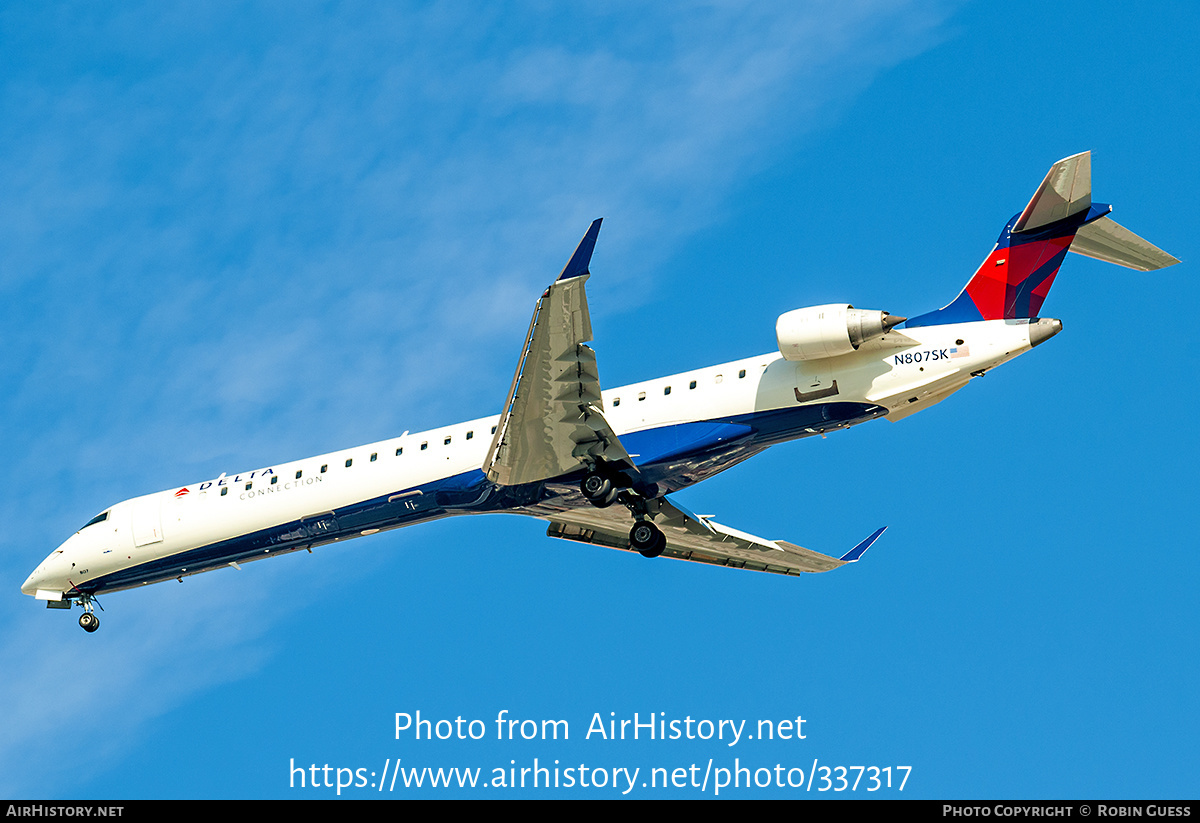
<box><xmin>1</xmin><ymin>1</ymin><xmax>1196</xmax><ymax>799</ymax></box>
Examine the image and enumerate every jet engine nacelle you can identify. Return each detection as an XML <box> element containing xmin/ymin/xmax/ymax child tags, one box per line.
<box><xmin>776</xmin><ymin>303</ymin><xmax>904</xmax><ymax>361</ymax></box>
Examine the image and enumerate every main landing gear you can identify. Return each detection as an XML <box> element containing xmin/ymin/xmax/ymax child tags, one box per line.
<box><xmin>580</xmin><ymin>470</ymin><xmax>618</xmax><ymax>508</ymax></box>
<box><xmin>579</xmin><ymin>466</ymin><xmax>666</xmax><ymax>559</ymax></box>
<box><xmin>629</xmin><ymin>520</ymin><xmax>665</xmax><ymax>559</ymax></box>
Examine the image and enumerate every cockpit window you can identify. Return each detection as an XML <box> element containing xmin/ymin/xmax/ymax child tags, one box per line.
<box><xmin>80</xmin><ymin>511</ymin><xmax>109</xmax><ymax>531</ymax></box>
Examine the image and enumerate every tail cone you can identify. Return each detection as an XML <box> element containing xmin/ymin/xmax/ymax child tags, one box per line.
<box><xmin>1029</xmin><ymin>318</ymin><xmax>1063</xmax><ymax>348</ymax></box>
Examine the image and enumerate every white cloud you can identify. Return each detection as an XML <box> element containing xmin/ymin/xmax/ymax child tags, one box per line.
<box><xmin>0</xmin><ymin>0</ymin><xmax>958</xmax><ymax>795</ymax></box>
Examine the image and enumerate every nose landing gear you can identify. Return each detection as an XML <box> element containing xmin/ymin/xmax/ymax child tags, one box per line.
<box><xmin>74</xmin><ymin>593</ymin><xmax>102</xmax><ymax>633</ymax></box>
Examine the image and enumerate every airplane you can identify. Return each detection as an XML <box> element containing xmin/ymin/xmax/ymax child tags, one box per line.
<box><xmin>22</xmin><ymin>151</ymin><xmax>1178</xmax><ymax>632</ymax></box>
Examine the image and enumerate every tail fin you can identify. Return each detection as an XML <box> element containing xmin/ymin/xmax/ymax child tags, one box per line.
<box><xmin>907</xmin><ymin>152</ymin><xmax>1178</xmax><ymax>328</ymax></box>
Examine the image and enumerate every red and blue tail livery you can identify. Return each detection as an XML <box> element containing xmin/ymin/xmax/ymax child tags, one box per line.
<box><xmin>907</xmin><ymin>152</ymin><xmax>1177</xmax><ymax>328</ymax></box>
<box><xmin>23</xmin><ymin>152</ymin><xmax>1178</xmax><ymax>633</ymax></box>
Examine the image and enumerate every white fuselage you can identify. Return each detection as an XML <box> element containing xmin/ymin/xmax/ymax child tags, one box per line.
<box><xmin>21</xmin><ymin>318</ymin><xmax>1041</xmax><ymax>600</ymax></box>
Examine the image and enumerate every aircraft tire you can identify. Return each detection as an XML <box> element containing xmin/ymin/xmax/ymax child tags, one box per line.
<box><xmin>582</xmin><ymin>472</ymin><xmax>617</xmax><ymax>508</ymax></box>
<box><xmin>79</xmin><ymin>612</ymin><xmax>99</xmax><ymax>633</ymax></box>
<box><xmin>630</xmin><ymin>522</ymin><xmax>665</xmax><ymax>558</ymax></box>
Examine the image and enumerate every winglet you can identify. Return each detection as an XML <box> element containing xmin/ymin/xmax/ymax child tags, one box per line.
<box><xmin>558</xmin><ymin>218</ymin><xmax>603</xmax><ymax>281</ymax></box>
<box><xmin>839</xmin><ymin>526</ymin><xmax>886</xmax><ymax>563</ymax></box>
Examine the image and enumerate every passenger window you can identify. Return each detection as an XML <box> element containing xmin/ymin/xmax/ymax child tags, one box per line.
<box><xmin>664</xmin><ymin>386</ymin><xmax>671</xmax><ymax>395</ymax></box>
<box><xmin>444</xmin><ymin>436</ymin><xmax>451</xmax><ymax>445</ymax></box>
<box><xmin>396</xmin><ymin>447</ymin><xmax>403</xmax><ymax>456</ymax></box>
<box><xmin>296</xmin><ymin>470</ymin><xmax>303</xmax><ymax>479</ymax></box>
<box><xmin>345</xmin><ymin>459</ymin><xmax>353</xmax><ymax>468</ymax></box>
<box><xmin>370</xmin><ymin>453</ymin><xmax>378</xmax><ymax>462</ymax></box>
<box><xmin>245</xmin><ymin>482</ymin><xmax>252</xmax><ymax>490</ymax></box>
<box><xmin>466</xmin><ymin>431</ymin><xmax>473</xmax><ymax>440</ymax></box>
<box><xmin>221</xmin><ymin>487</ymin><xmax>228</xmax><ymax>496</ymax></box>
<box><xmin>491</xmin><ymin>426</ymin><xmax>497</xmax><ymax>434</ymax></box>
<box><xmin>420</xmin><ymin>442</ymin><xmax>428</xmax><ymax>451</ymax></box>
<box><xmin>321</xmin><ymin>464</ymin><xmax>328</xmax><ymax>473</ymax></box>
<box><xmin>638</xmin><ymin>392</ymin><xmax>646</xmax><ymax>401</ymax></box>
<box><xmin>739</xmin><ymin>369</ymin><xmax>746</xmax><ymax>378</ymax></box>
<box><xmin>689</xmin><ymin>380</ymin><xmax>697</xmax><ymax>389</ymax></box>
<box><xmin>715</xmin><ymin>374</ymin><xmax>724</xmax><ymax>384</ymax></box>
<box><xmin>271</xmin><ymin>475</ymin><xmax>279</xmax><ymax>484</ymax></box>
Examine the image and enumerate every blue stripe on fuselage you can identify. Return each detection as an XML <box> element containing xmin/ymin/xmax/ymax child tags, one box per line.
<box><xmin>79</xmin><ymin>400</ymin><xmax>885</xmax><ymax>594</ymax></box>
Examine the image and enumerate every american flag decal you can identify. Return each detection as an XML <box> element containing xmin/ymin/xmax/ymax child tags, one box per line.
<box><xmin>950</xmin><ymin>345</ymin><xmax>970</xmax><ymax>358</ymax></box>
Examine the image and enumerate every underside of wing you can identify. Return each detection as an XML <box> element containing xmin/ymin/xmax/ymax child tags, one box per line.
<box><xmin>484</xmin><ymin>219</ymin><xmax>635</xmax><ymax>487</ymax></box>
<box><xmin>486</xmin><ymin>220</ymin><xmax>886</xmax><ymax>578</ymax></box>
<box><xmin>541</xmin><ymin>495</ymin><xmax>884</xmax><ymax>577</ymax></box>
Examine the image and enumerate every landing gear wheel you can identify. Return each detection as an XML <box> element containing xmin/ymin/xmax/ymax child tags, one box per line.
<box><xmin>581</xmin><ymin>471</ymin><xmax>617</xmax><ymax>508</ymax></box>
<box><xmin>78</xmin><ymin>612</ymin><xmax>100</xmax><ymax>633</ymax></box>
<box><xmin>630</xmin><ymin>521</ymin><xmax>665</xmax><ymax>558</ymax></box>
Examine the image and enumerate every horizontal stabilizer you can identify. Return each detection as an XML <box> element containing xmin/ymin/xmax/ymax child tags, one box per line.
<box><xmin>1069</xmin><ymin>215</ymin><xmax>1180</xmax><ymax>271</ymax></box>
<box><xmin>1013</xmin><ymin>151</ymin><xmax>1092</xmax><ymax>233</ymax></box>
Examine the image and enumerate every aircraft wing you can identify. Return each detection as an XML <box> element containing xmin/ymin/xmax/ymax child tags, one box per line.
<box><xmin>542</xmin><ymin>495</ymin><xmax>885</xmax><ymax>576</ymax></box>
<box><xmin>484</xmin><ymin>219</ymin><xmax>637</xmax><ymax>487</ymax></box>
<box><xmin>488</xmin><ymin>220</ymin><xmax>885</xmax><ymax>576</ymax></box>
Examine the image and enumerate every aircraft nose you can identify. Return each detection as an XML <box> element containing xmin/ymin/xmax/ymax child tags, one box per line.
<box><xmin>20</xmin><ymin>563</ymin><xmax>53</xmax><ymax>597</ymax></box>
<box><xmin>21</xmin><ymin>542</ymin><xmax>73</xmax><ymax>597</ymax></box>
